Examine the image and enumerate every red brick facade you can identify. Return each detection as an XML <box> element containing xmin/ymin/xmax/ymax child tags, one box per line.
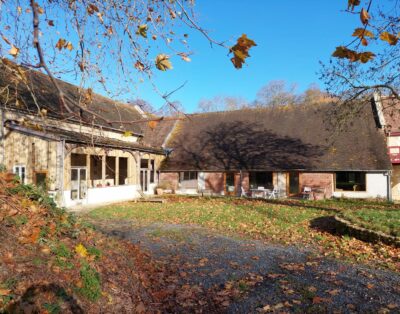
<box><xmin>299</xmin><ymin>172</ymin><xmax>333</xmax><ymax>199</ymax></box>
<box><xmin>159</xmin><ymin>172</ymin><xmax>179</xmax><ymax>191</ymax></box>
<box><xmin>204</xmin><ymin>172</ymin><xmax>224</xmax><ymax>193</ymax></box>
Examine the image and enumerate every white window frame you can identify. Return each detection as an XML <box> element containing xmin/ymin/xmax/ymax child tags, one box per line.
<box><xmin>13</xmin><ymin>165</ymin><xmax>26</xmax><ymax>184</ymax></box>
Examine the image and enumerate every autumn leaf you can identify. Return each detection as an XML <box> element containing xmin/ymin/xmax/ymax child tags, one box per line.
<box><xmin>347</xmin><ymin>0</ymin><xmax>360</xmax><ymax>11</ymax></box>
<box><xmin>9</xmin><ymin>44</ymin><xmax>20</xmax><ymax>57</ymax></box>
<box><xmin>135</xmin><ymin>60</ymin><xmax>145</xmax><ymax>71</ymax></box>
<box><xmin>332</xmin><ymin>46</ymin><xmax>375</xmax><ymax>63</ymax></box>
<box><xmin>1</xmin><ymin>35</ymin><xmax>11</xmax><ymax>45</ymax></box>
<box><xmin>380</xmin><ymin>31</ymin><xmax>398</xmax><ymax>45</ymax></box>
<box><xmin>352</xmin><ymin>28</ymin><xmax>374</xmax><ymax>39</ymax></box>
<box><xmin>360</xmin><ymin>8</ymin><xmax>370</xmax><ymax>25</ymax></box>
<box><xmin>47</xmin><ymin>19</ymin><xmax>54</xmax><ymax>26</ymax></box>
<box><xmin>0</xmin><ymin>289</ymin><xmax>11</xmax><ymax>296</ymax></box>
<box><xmin>148</xmin><ymin>120</ymin><xmax>159</xmax><ymax>130</ymax></box>
<box><xmin>123</xmin><ymin>131</ymin><xmax>133</xmax><ymax>137</ymax></box>
<box><xmin>358</xmin><ymin>51</ymin><xmax>375</xmax><ymax>63</ymax></box>
<box><xmin>55</xmin><ymin>38</ymin><xmax>67</xmax><ymax>50</ymax></box>
<box><xmin>155</xmin><ymin>54</ymin><xmax>173</xmax><ymax>71</ymax></box>
<box><xmin>87</xmin><ymin>4</ymin><xmax>99</xmax><ymax>15</ymax></box>
<box><xmin>169</xmin><ymin>9</ymin><xmax>176</xmax><ymax>19</ymax></box>
<box><xmin>229</xmin><ymin>34</ymin><xmax>257</xmax><ymax>69</ymax></box>
<box><xmin>75</xmin><ymin>243</ymin><xmax>88</xmax><ymax>257</ymax></box>
<box><xmin>178</xmin><ymin>53</ymin><xmax>191</xmax><ymax>62</ymax></box>
<box><xmin>137</xmin><ymin>24</ymin><xmax>148</xmax><ymax>38</ymax></box>
<box><xmin>66</xmin><ymin>42</ymin><xmax>73</xmax><ymax>51</ymax></box>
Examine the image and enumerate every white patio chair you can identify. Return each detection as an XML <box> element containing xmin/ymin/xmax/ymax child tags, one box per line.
<box><xmin>268</xmin><ymin>188</ymin><xmax>279</xmax><ymax>199</ymax></box>
<box><xmin>302</xmin><ymin>186</ymin><xmax>312</xmax><ymax>199</ymax></box>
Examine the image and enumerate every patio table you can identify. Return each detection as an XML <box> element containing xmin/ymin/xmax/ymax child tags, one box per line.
<box><xmin>250</xmin><ymin>189</ymin><xmax>270</xmax><ymax>198</ymax></box>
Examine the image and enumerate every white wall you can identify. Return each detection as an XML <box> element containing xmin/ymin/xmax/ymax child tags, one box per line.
<box><xmin>333</xmin><ymin>173</ymin><xmax>388</xmax><ymax>199</ymax></box>
<box><xmin>62</xmin><ymin>184</ymin><xmax>141</xmax><ymax>207</ymax></box>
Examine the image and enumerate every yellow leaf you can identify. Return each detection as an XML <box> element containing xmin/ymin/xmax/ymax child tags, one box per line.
<box><xmin>380</xmin><ymin>31</ymin><xmax>398</xmax><ymax>45</ymax></box>
<box><xmin>155</xmin><ymin>54</ymin><xmax>173</xmax><ymax>71</ymax></box>
<box><xmin>229</xmin><ymin>34</ymin><xmax>257</xmax><ymax>69</ymax></box>
<box><xmin>66</xmin><ymin>42</ymin><xmax>73</xmax><ymax>51</ymax></box>
<box><xmin>123</xmin><ymin>131</ymin><xmax>133</xmax><ymax>137</ymax></box>
<box><xmin>75</xmin><ymin>243</ymin><xmax>88</xmax><ymax>258</ymax></box>
<box><xmin>136</xmin><ymin>24</ymin><xmax>148</xmax><ymax>38</ymax></box>
<box><xmin>9</xmin><ymin>45</ymin><xmax>20</xmax><ymax>57</ymax></box>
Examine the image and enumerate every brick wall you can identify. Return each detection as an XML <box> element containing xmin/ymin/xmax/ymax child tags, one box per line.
<box><xmin>205</xmin><ymin>172</ymin><xmax>224</xmax><ymax>194</ymax></box>
<box><xmin>299</xmin><ymin>173</ymin><xmax>333</xmax><ymax>199</ymax></box>
<box><xmin>159</xmin><ymin>172</ymin><xmax>179</xmax><ymax>191</ymax></box>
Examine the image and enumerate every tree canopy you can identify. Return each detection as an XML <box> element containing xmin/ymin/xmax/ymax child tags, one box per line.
<box><xmin>322</xmin><ymin>0</ymin><xmax>400</xmax><ymax>107</ymax></box>
<box><xmin>0</xmin><ymin>1</ymin><xmax>256</xmax><ymax>123</ymax></box>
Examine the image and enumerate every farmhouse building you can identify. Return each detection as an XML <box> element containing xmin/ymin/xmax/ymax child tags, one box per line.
<box><xmin>0</xmin><ymin>59</ymin><xmax>395</xmax><ymax>206</ymax></box>
<box><xmin>158</xmin><ymin>101</ymin><xmax>392</xmax><ymax>200</ymax></box>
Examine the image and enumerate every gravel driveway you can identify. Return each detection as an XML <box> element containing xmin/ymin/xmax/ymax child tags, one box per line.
<box><xmin>90</xmin><ymin>219</ymin><xmax>400</xmax><ymax>313</ymax></box>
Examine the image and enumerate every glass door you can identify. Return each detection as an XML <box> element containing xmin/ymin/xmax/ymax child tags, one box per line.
<box><xmin>71</xmin><ymin>167</ymin><xmax>87</xmax><ymax>200</ymax></box>
<box><xmin>140</xmin><ymin>170</ymin><xmax>148</xmax><ymax>192</ymax></box>
<box><xmin>288</xmin><ymin>172</ymin><xmax>299</xmax><ymax>195</ymax></box>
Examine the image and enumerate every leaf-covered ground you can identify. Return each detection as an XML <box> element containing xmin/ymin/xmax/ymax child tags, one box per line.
<box><xmin>87</xmin><ymin>196</ymin><xmax>400</xmax><ymax>271</ymax></box>
<box><xmin>0</xmin><ymin>179</ymin><xmax>225</xmax><ymax>313</ymax></box>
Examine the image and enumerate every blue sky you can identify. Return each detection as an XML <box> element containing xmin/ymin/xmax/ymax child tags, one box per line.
<box><xmin>130</xmin><ymin>0</ymin><xmax>360</xmax><ymax>112</ymax></box>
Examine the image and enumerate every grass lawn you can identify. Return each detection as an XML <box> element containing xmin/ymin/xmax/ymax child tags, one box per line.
<box><xmin>338</xmin><ymin>207</ymin><xmax>400</xmax><ymax>237</ymax></box>
<box><xmin>85</xmin><ymin>196</ymin><xmax>400</xmax><ymax>271</ymax></box>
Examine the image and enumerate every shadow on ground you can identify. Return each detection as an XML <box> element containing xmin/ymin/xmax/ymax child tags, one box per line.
<box><xmin>6</xmin><ymin>283</ymin><xmax>83</xmax><ymax>314</ymax></box>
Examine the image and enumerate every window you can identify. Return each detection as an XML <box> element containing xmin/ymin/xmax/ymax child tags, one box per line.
<box><xmin>150</xmin><ymin>160</ymin><xmax>155</xmax><ymax>183</ymax></box>
<box><xmin>180</xmin><ymin>171</ymin><xmax>198</xmax><ymax>181</ymax></box>
<box><xmin>13</xmin><ymin>165</ymin><xmax>26</xmax><ymax>184</ymax></box>
<box><xmin>140</xmin><ymin>159</ymin><xmax>149</xmax><ymax>169</ymax></box>
<box><xmin>71</xmin><ymin>153</ymin><xmax>87</xmax><ymax>167</ymax></box>
<box><xmin>249</xmin><ymin>172</ymin><xmax>273</xmax><ymax>189</ymax></box>
<box><xmin>335</xmin><ymin>172</ymin><xmax>366</xmax><ymax>191</ymax></box>
<box><xmin>106</xmin><ymin>156</ymin><xmax>116</xmax><ymax>186</ymax></box>
<box><xmin>35</xmin><ymin>171</ymin><xmax>47</xmax><ymax>190</ymax></box>
<box><xmin>119</xmin><ymin>157</ymin><xmax>128</xmax><ymax>185</ymax></box>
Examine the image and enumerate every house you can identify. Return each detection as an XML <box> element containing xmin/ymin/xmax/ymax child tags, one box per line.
<box><xmin>0</xmin><ymin>59</ymin><xmax>393</xmax><ymax>205</ymax></box>
<box><xmin>0</xmin><ymin>60</ymin><xmax>166</xmax><ymax>207</ymax></box>
<box><xmin>373</xmin><ymin>94</ymin><xmax>400</xmax><ymax>201</ymax></box>
<box><xmin>159</xmin><ymin>101</ymin><xmax>392</xmax><ymax>199</ymax></box>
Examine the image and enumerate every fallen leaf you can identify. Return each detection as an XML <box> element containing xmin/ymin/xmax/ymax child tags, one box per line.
<box><xmin>0</xmin><ymin>289</ymin><xmax>11</xmax><ymax>296</ymax></box>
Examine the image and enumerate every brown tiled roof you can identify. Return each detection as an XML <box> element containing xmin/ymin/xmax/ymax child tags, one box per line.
<box><xmin>6</xmin><ymin>122</ymin><xmax>164</xmax><ymax>154</ymax></box>
<box><xmin>381</xmin><ymin>97</ymin><xmax>400</xmax><ymax>133</ymax></box>
<box><xmin>140</xmin><ymin>118</ymin><xmax>178</xmax><ymax>148</ymax></box>
<box><xmin>0</xmin><ymin>60</ymin><xmax>144</xmax><ymax>135</ymax></box>
<box><xmin>161</xmin><ymin>103</ymin><xmax>391</xmax><ymax>171</ymax></box>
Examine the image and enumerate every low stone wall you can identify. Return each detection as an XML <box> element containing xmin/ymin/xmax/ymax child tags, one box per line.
<box><xmin>334</xmin><ymin>215</ymin><xmax>400</xmax><ymax>247</ymax></box>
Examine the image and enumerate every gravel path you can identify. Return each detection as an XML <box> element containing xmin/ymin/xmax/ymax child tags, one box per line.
<box><xmin>90</xmin><ymin>219</ymin><xmax>400</xmax><ymax>313</ymax></box>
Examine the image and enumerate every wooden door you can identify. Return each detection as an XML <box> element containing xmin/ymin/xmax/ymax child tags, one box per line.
<box><xmin>224</xmin><ymin>172</ymin><xmax>236</xmax><ymax>196</ymax></box>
